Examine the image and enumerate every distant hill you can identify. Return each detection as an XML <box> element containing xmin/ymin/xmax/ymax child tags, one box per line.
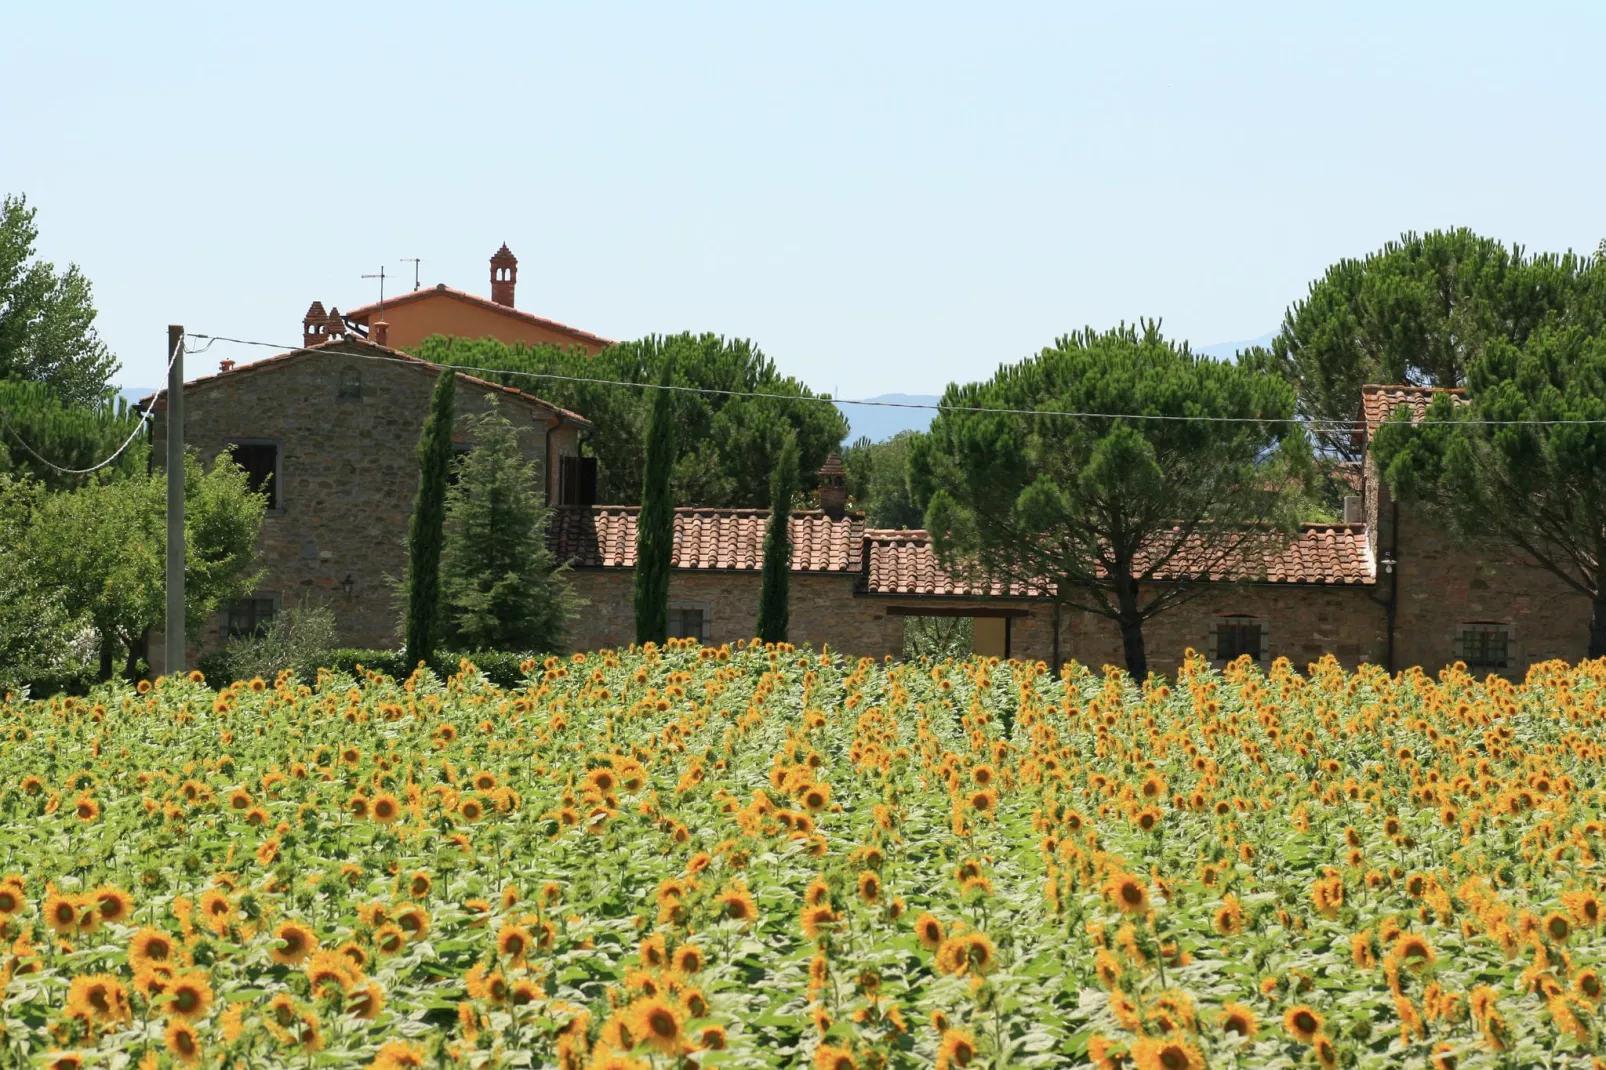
<box><xmin>837</xmin><ymin>393</ymin><xmax>941</xmax><ymax>443</ymax></box>
<box><xmin>118</xmin><ymin>387</ymin><xmax>157</xmax><ymax>409</ymax></box>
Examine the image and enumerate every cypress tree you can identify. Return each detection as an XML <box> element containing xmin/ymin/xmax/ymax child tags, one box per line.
<box><xmin>634</xmin><ymin>358</ymin><xmax>675</xmax><ymax>646</ymax></box>
<box><xmin>756</xmin><ymin>431</ymin><xmax>798</xmax><ymax>644</ymax></box>
<box><xmin>405</xmin><ymin>369</ymin><xmax>455</xmax><ymax>668</ymax></box>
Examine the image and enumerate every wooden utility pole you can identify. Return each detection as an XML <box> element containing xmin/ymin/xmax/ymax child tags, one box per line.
<box><xmin>165</xmin><ymin>324</ymin><xmax>185</xmax><ymax>675</ymax></box>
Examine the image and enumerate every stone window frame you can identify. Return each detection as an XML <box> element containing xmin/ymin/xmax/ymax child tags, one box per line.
<box><xmin>226</xmin><ymin>438</ymin><xmax>283</xmax><ymax>514</ymax></box>
<box><xmin>337</xmin><ymin>366</ymin><xmax>363</xmax><ymax>400</ymax></box>
<box><xmin>221</xmin><ymin>593</ymin><xmax>278</xmax><ymax>640</ymax></box>
<box><xmin>1208</xmin><ymin>613</ymin><xmax>1269</xmax><ymax>667</ymax></box>
<box><xmin>1456</xmin><ymin>619</ymin><xmax>1514</xmax><ymax>672</ymax></box>
<box><xmin>669</xmin><ymin>602</ymin><xmax>712</xmax><ymax>644</ymax></box>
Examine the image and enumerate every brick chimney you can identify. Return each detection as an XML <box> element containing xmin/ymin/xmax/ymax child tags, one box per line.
<box><xmin>302</xmin><ymin>301</ymin><xmax>329</xmax><ymax>349</ymax></box>
<box><xmin>325</xmin><ymin>307</ymin><xmax>345</xmax><ymax>342</ymax></box>
<box><xmin>371</xmin><ymin>320</ymin><xmax>390</xmax><ymax>347</ymax></box>
<box><xmin>218</xmin><ymin>358</ymin><xmax>236</xmax><ymax>373</ymax></box>
<box><xmin>817</xmin><ymin>454</ymin><xmax>847</xmax><ymax>519</ymax></box>
<box><xmin>490</xmin><ymin>243</ymin><xmax>518</xmax><ymax>307</ymax></box>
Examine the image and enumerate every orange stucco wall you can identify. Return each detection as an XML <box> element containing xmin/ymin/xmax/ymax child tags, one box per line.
<box><xmin>362</xmin><ymin>293</ymin><xmax>606</xmax><ymax>354</ymax></box>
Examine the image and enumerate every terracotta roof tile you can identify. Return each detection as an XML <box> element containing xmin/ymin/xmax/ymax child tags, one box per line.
<box><xmin>551</xmin><ymin>507</ymin><xmax>863</xmax><ymax>572</ymax></box>
<box><xmin>344</xmin><ymin>285</ymin><xmax>614</xmax><ymax>349</ymax></box>
<box><xmin>862</xmin><ymin>530</ymin><xmax>1048</xmax><ymax>596</ymax></box>
<box><xmin>139</xmin><ymin>337</ymin><xmax>591</xmax><ymax>427</ymax></box>
<box><xmin>1358</xmin><ymin>384</ymin><xmax>1467</xmax><ymax>433</ymax></box>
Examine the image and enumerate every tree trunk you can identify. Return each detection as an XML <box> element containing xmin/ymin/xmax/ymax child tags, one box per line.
<box><xmin>1118</xmin><ymin>615</ymin><xmax>1148</xmax><ymax>681</ymax></box>
<box><xmin>97</xmin><ymin>632</ymin><xmax>116</xmax><ymax>682</ymax></box>
<box><xmin>1590</xmin><ymin>597</ymin><xmax>1606</xmax><ymax>661</ymax></box>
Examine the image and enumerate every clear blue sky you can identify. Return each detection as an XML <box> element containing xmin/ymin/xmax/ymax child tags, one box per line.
<box><xmin>5</xmin><ymin>3</ymin><xmax>1603</xmax><ymax>411</ymax></box>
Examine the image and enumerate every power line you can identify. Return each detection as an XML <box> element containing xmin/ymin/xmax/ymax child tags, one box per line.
<box><xmin>0</xmin><ymin>333</ymin><xmax>183</xmax><ymax>476</ymax></box>
<box><xmin>185</xmin><ymin>332</ymin><xmax>1606</xmax><ymax>430</ymax></box>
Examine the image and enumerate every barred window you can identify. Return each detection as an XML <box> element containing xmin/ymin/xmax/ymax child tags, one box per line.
<box><xmin>669</xmin><ymin>606</ymin><xmax>710</xmax><ymax>643</ymax></box>
<box><xmin>224</xmin><ymin>597</ymin><xmax>276</xmax><ymax>639</ymax></box>
<box><xmin>1459</xmin><ymin>623</ymin><xmax>1510</xmax><ymax>670</ymax></box>
<box><xmin>1211</xmin><ymin>615</ymin><xmax>1265</xmax><ymax>663</ymax></box>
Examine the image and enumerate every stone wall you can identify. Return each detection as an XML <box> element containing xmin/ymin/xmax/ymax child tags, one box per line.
<box><xmin>149</xmin><ymin>349</ymin><xmax>579</xmax><ymax>673</ymax></box>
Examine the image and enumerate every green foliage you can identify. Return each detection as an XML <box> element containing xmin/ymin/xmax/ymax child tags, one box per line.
<box><xmin>756</xmin><ymin>431</ymin><xmax>798</xmax><ymax>644</ymax></box>
<box><xmin>24</xmin><ymin>450</ymin><xmax>265</xmax><ymax>678</ymax></box>
<box><xmin>0</xmin><ymin>476</ymin><xmax>84</xmax><ymax>691</ymax></box>
<box><xmin>208</xmin><ymin>599</ymin><xmax>340</xmax><ymax>686</ymax></box>
<box><xmin>0</xmin><ymin>379</ymin><xmax>147</xmax><ymax>489</ymax></box>
<box><xmin>1248</xmin><ymin>228</ymin><xmax>1580</xmax><ymax>461</ymax></box>
<box><xmin>841</xmin><ymin>430</ymin><xmax>924</xmax><ymax>528</ymax></box>
<box><xmin>303</xmin><ymin>648</ymin><xmax>535</xmax><ymax>690</ymax></box>
<box><xmin>0</xmin><ymin>194</ymin><xmax>119</xmax><ymax>405</ymax></box>
<box><xmin>1374</xmin><ymin>261</ymin><xmax>1606</xmax><ymax>656</ymax></box>
<box><xmin>439</xmin><ymin>405</ymin><xmax>580</xmax><ymax>652</ymax></box>
<box><xmin>911</xmin><ymin>322</ymin><xmax>1304</xmax><ymax>679</ymax></box>
<box><xmin>902</xmin><ymin>614</ymin><xmax>973</xmax><ymax>660</ymax></box>
<box><xmin>635</xmin><ymin>360</ymin><xmax>675</xmax><ymax>646</ymax></box>
<box><xmin>412</xmin><ymin>332</ymin><xmax>848</xmax><ymax>507</ymax></box>
<box><xmin>404</xmin><ymin>370</ymin><xmax>455</xmax><ymax>668</ymax></box>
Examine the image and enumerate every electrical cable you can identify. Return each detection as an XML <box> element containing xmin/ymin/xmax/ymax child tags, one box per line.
<box><xmin>0</xmin><ymin>333</ymin><xmax>182</xmax><ymax>476</ymax></box>
<box><xmin>185</xmin><ymin>332</ymin><xmax>1606</xmax><ymax>430</ymax></box>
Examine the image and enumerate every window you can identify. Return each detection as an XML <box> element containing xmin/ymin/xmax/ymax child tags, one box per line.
<box><xmin>669</xmin><ymin>606</ymin><xmax>710</xmax><ymax>643</ymax></box>
<box><xmin>557</xmin><ymin>455</ymin><xmax>598</xmax><ymax>506</ymax></box>
<box><xmin>1459</xmin><ymin>623</ymin><xmax>1511</xmax><ymax>670</ymax></box>
<box><xmin>338</xmin><ymin>367</ymin><xmax>362</xmax><ymax>400</ymax></box>
<box><xmin>224</xmin><ymin>597</ymin><xmax>275</xmax><ymax>639</ymax></box>
<box><xmin>229</xmin><ymin>442</ymin><xmax>279</xmax><ymax>509</ymax></box>
<box><xmin>1212</xmin><ymin>615</ymin><xmax>1264</xmax><ymax>662</ymax></box>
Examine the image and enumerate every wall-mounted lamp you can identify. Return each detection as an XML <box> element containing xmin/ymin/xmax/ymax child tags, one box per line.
<box><xmin>341</xmin><ymin>574</ymin><xmax>355</xmax><ymax>598</ymax></box>
<box><xmin>1379</xmin><ymin>550</ymin><xmax>1397</xmax><ymax>576</ymax></box>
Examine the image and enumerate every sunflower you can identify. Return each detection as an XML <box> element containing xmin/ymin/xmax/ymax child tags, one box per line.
<box><xmin>373</xmin><ymin>924</ymin><xmax>407</xmax><ymax>957</ymax></box>
<box><xmin>1393</xmin><ymin>932</ymin><xmax>1436</xmax><ymax>971</ymax></box>
<box><xmin>801</xmin><ymin>783</ymin><xmax>832</xmax><ymax>812</ymax></box>
<box><xmin>349</xmin><ymin>981</ymin><xmax>386</xmax><ymax>1020</ymax></box>
<box><xmin>1104</xmin><ymin>873</ymin><xmax>1150</xmax><ymax>915</ymax></box>
<box><xmin>914</xmin><ymin>912</ymin><xmax>946</xmax><ymax>951</ymax></box>
<box><xmin>394</xmin><ymin>905</ymin><xmax>431</xmax><ymax>941</ymax></box>
<box><xmin>628</xmin><ymin>996</ymin><xmax>685</xmax><ymax>1055</ymax></box>
<box><xmin>370</xmin><ymin>1040</ymin><xmax>429</xmax><ymax>1069</ymax></box>
<box><xmin>370</xmin><ymin>792</ymin><xmax>402</xmax><ymax>824</ymax></box>
<box><xmin>130</xmin><ymin>927</ymin><xmax>176</xmax><ymax>969</ymax></box>
<box><xmin>165</xmin><ymin>1018</ymin><xmax>202</xmax><ymax>1066</ymax></box>
<box><xmin>680</xmin><ymin>985</ymin><xmax>709</xmax><ymax>1018</ymax></box>
<box><xmin>1282</xmin><ymin>1005</ymin><xmax>1324</xmax><ymax>1044</ymax></box>
<box><xmin>271</xmin><ymin>921</ymin><xmax>317</xmax><ymax>965</ymax></box>
<box><xmin>0</xmin><ymin>878</ymin><xmax>24</xmax><ymax>915</ymax></box>
<box><xmin>91</xmin><ymin>885</ymin><xmax>133</xmax><ymax>925</ymax></box>
<box><xmin>1575</xmin><ymin>968</ymin><xmax>1603</xmax><ymax>1004</ymax></box>
<box><xmin>165</xmin><ymin>971</ymin><xmax>213</xmax><ymax>1021</ymax></box>
<box><xmin>1313</xmin><ymin>1034</ymin><xmax>1338</xmax><ymax>1070</ymax></box>
<box><xmin>1429</xmin><ymin>1042</ymin><xmax>1459</xmax><ymax>1070</ymax></box>
<box><xmin>1220</xmin><ymin>1002</ymin><xmax>1259</xmax><ymax>1039</ymax></box>
<box><xmin>699</xmin><ymin>1025</ymin><xmax>728</xmax><ymax>1050</ymax></box>
<box><xmin>73</xmin><ymin>795</ymin><xmax>99</xmax><ymax>822</ymax></box>
<box><xmin>1543</xmin><ymin>911</ymin><xmax>1572</xmax><ymax>943</ymax></box>
<box><xmin>305</xmin><ymin>952</ymin><xmax>353</xmax><ymax>998</ymax></box>
<box><xmin>1213</xmin><ymin>895</ymin><xmax>1244</xmax><ymax>936</ymax></box>
<box><xmin>408</xmin><ymin>871</ymin><xmax>432</xmax><ymax>898</ymax></box>
<box><xmin>800</xmin><ymin>904</ymin><xmax>839</xmax><ymax>940</ymax></box>
<box><xmin>815</xmin><ymin>1044</ymin><xmax>859</xmax><ymax>1070</ymax></box>
<box><xmin>857</xmin><ymin>870</ymin><xmax>882</xmax><ymax>905</ymax></box>
<box><xmin>1133</xmin><ymin>1035</ymin><xmax>1203</xmax><ymax>1070</ymax></box>
<box><xmin>716</xmin><ymin>882</ymin><xmax>758</xmax><ymax>924</ymax></box>
<box><xmin>673</xmin><ymin>943</ymin><xmax>704</xmax><ymax>974</ymax></box>
<box><xmin>42</xmin><ymin>892</ymin><xmax>80</xmax><ymax>934</ymax></box>
<box><xmin>805</xmin><ymin>877</ymin><xmax>832</xmax><ymax>907</ymax></box>
<box><xmin>937</xmin><ymin>1028</ymin><xmax>977</xmax><ymax>1070</ymax></box>
<box><xmin>67</xmin><ymin>973</ymin><xmax>130</xmax><ymax>1025</ymax></box>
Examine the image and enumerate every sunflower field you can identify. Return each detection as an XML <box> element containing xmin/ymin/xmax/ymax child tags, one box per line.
<box><xmin>2</xmin><ymin>644</ymin><xmax>1605</xmax><ymax>1069</ymax></box>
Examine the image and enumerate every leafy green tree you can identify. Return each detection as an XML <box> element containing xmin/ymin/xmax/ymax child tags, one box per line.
<box><xmin>0</xmin><ymin>194</ymin><xmax>118</xmax><ymax>405</ymax></box>
<box><xmin>1374</xmin><ymin>264</ymin><xmax>1606</xmax><ymax>657</ymax></box>
<box><xmin>757</xmin><ymin>431</ymin><xmax>798</xmax><ymax>644</ymax></box>
<box><xmin>635</xmin><ymin>360</ymin><xmax>676</xmax><ymax>646</ymax></box>
<box><xmin>27</xmin><ymin>451</ymin><xmax>265</xmax><ymax>679</ymax></box>
<box><xmin>0</xmin><ymin>476</ymin><xmax>79</xmax><ymax>690</ymax></box>
<box><xmin>412</xmin><ymin>333</ymin><xmax>847</xmax><ymax>507</ymax></box>
<box><xmin>911</xmin><ymin>322</ymin><xmax>1305</xmax><ymax>680</ymax></box>
<box><xmin>440</xmin><ymin>406</ymin><xmax>580</xmax><ymax>652</ymax></box>
<box><xmin>404</xmin><ymin>370</ymin><xmax>455</xmax><ymax>668</ymax></box>
<box><xmin>842</xmin><ymin>431</ymin><xmax>924</xmax><ymax>528</ymax></box>
<box><xmin>1247</xmin><ymin>229</ymin><xmax>1578</xmax><ymax>461</ymax></box>
<box><xmin>0</xmin><ymin>379</ymin><xmax>147</xmax><ymax>489</ymax></box>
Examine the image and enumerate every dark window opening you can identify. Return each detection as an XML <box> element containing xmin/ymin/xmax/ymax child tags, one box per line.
<box><xmin>338</xmin><ymin>367</ymin><xmax>362</xmax><ymax>399</ymax></box>
<box><xmin>558</xmin><ymin>455</ymin><xmax>598</xmax><ymax>506</ymax></box>
<box><xmin>1459</xmin><ymin>623</ymin><xmax>1510</xmax><ymax>670</ymax></box>
<box><xmin>224</xmin><ymin>597</ymin><xmax>275</xmax><ymax>639</ymax></box>
<box><xmin>669</xmin><ymin>607</ymin><xmax>708</xmax><ymax>642</ymax></box>
<box><xmin>229</xmin><ymin>443</ymin><xmax>278</xmax><ymax>509</ymax></box>
<box><xmin>1216</xmin><ymin>618</ymin><xmax>1263</xmax><ymax>661</ymax></box>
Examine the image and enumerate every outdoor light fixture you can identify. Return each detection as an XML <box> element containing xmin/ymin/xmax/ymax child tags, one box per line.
<box><xmin>1379</xmin><ymin>550</ymin><xmax>1397</xmax><ymax>576</ymax></box>
<box><xmin>341</xmin><ymin>574</ymin><xmax>355</xmax><ymax>598</ymax></box>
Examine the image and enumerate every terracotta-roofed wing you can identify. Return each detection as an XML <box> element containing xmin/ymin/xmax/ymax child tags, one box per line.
<box><xmin>550</xmin><ymin>507</ymin><xmax>863</xmax><ymax>572</ymax></box>
<box><xmin>1358</xmin><ymin>384</ymin><xmax>1468</xmax><ymax>435</ymax></box>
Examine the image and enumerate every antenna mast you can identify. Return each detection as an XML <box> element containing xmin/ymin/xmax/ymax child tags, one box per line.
<box><xmin>401</xmin><ymin>258</ymin><xmax>422</xmax><ymax>291</ymax></box>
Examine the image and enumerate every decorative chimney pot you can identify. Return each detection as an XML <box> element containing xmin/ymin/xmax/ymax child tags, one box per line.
<box><xmin>490</xmin><ymin>243</ymin><xmax>518</xmax><ymax>307</ymax></box>
<box><xmin>817</xmin><ymin>454</ymin><xmax>848</xmax><ymax>519</ymax></box>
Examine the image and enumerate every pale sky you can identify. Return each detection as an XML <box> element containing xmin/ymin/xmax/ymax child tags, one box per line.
<box><xmin>5</xmin><ymin>3</ymin><xmax>1603</xmax><ymax>404</ymax></box>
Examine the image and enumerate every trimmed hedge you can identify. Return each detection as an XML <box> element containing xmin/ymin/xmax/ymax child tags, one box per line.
<box><xmin>198</xmin><ymin>647</ymin><xmax>542</xmax><ymax>690</ymax></box>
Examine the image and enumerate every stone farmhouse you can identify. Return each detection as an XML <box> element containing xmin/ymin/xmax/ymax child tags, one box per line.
<box><xmin>146</xmin><ymin>311</ymin><xmax>1596</xmax><ymax>677</ymax></box>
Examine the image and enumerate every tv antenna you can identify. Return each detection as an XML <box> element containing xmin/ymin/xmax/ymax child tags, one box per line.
<box><xmin>361</xmin><ymin>266</ymin><xmax>389</xmax><ymax>316</ymax></box>
<box><xmin>400</xmin><ymin>258</ymin><xmax>422</xmax><ymax>291</ymax></box>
